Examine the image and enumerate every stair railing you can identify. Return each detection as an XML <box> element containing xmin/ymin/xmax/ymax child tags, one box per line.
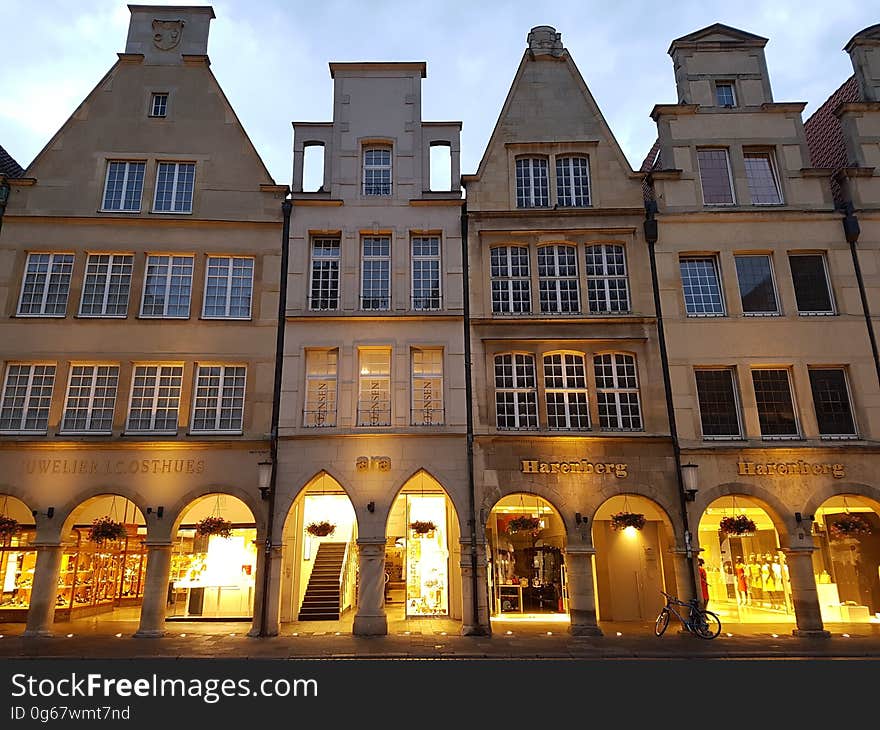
<box><xmin>339</xmin><ymin>525</ymin><xmax>357</xmax><ymax>613</ymax></box>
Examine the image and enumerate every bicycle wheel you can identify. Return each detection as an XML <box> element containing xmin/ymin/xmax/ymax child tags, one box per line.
<box><xmin>654</xmin><ymin>608</ymin><xmax>670</xmax><ymax>637</ymax></box>
<box><xmin>693</xmin><ymin>610</ymin><xmax>722</xmax><ymax>639</ymax></box>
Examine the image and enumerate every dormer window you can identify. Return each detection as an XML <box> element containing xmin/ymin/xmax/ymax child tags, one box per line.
<box><xmin>715</xmin><ymin>82</ymin><xmax>736</xmax><ymax>108</ymax></box>
<box><xmin>150</xmin><ymin>93</ymin><xmax>169</xmax><ymax>118</ymax></box>
<box><xmin>555</xmin><ymin>156</ymin><xmax>591</xmax><ymax>207</ymax></box>
<box><xmin>515</xmin><ymin>157</ymin><xmax>549</xmax><ymax>208</ymax></box>
<box><xmin>363</xmin><ymin>147</ymin><xmax>392</xmax><ymax>196</ymax></box>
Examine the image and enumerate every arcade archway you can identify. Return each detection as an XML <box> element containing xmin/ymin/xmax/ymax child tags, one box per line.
<box><xmin>0</xmin><ymin>495</ymin><xmax>36</xmax><ymax>621</ymax></box>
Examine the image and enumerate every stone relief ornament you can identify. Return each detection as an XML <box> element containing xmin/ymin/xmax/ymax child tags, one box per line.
<box><xmin>152</xmin><ymin>19</ymin><xmax>185</xmax><ymax>51</ymax></box>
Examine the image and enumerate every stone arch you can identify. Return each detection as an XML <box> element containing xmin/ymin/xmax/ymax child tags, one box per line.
<box><xmin>167</xmin><ymin>486</ymin><xmax>263</xmax><ymax>537</ymax></box>
<box><xmin>275</xmin><ymin>469</ymin><xmax>358</xmax><ymax>537</ymax></box>
<box><xmin>802</xmin><ymin>482</ymin><xmax>880</xmax><ymax>518</ymax></box>
<box><xmin>389</xmin><ymin>468</ymin><xmax>465</xmax><ymax>536</ymax></box>
<box><xmin>590</xmin><ymin>484</ymin><xmax>685</xmax><ymax>545</ymax></box>
<box><xmin>58</xmin><ymin>490</ymin><xmax>148</xmax><ymax>539</ymax></box>
<box><xmin>480</xmin><ymin>488</ymin><xmax>570</xmax><ymax>534</ymax></box>
<box><xmin>696</xmin><ymin>482</ymin><xmax>794</xmax><ymax>543</ymax></box>
<box><xmin>0</xmin><ymin>494</ymin><xmax>35</xmax><ymax>524</ymax></box>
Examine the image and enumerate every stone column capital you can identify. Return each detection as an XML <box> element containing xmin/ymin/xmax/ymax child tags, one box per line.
<box><xmin>563</xmin><ymin>545</ymin><xmax>596</xmax><ymax>557</ymax></box>
<box><xmin>781</xmin><ymin>546</ymin><xmax>816</xmax><ymax>556</ymax></box>
<box><xmin>143</xmin><ymin>541</ymin><xmax>174</xmax><ymax>549</ymax></box>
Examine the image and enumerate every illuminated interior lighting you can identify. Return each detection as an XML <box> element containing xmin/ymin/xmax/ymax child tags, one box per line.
<box><xmin>292</xmin><ymin>632</ymin><xmax>298</xmax><ymax>637</ymax></box>
<box><xmin>440</xmin><ymin>632</ymin><xmax>447</xmax><ymax>636</ymax></box>
<box><xmin>404</xmin><ymin>631</ymin><xmax>411</xmax><ymax>635</ymax></box>
<box><xmin>66</xmin><ymin>633</ymin><xmax>74</xmax><ymax>638</ymax></box>
<box><xmin>616</xmin><ymin>632</ymin><xmax>622</xmax><ymax>636</ymax></box>
<box><xmin>335</xmin><ymin>631</ymin><xmax>341</xmax><ymax>635</ymax></box>
<box><xmin>842</xmin><ymin>634</ymin><xmax>850</xmax><ymax>638</ymax></box>
<box><xmin>180</xmin><ymin>633</ymin><xmax>186</xmax><ymax>637</ymax></box>
<box><xmin>115</xmin><ymin>633</ymin><xmax>123</xmax><ymax>638</ymax></box>
<box><xmin>506</xmin><ymin>630</ymin><xmax>513</xmax><ymax>635</ymax></box>
<box><xmin>771</xmin><ymin>633</ymin><xmax>778</xmax><ymax>638</ymax></box>
<box><xmin>546</xmin><ymin>631</ymin><xmax>553</xmax><ymax>636</ymax></box>
<box><xmin>229</xmin><ymin>633</ymin><xmax>235</xmax><ymax>637</ymax></box>
<box><xmin>726</xmin><ymin>633</ymin><xmax>733</xmax><ymax>637</ymax></box>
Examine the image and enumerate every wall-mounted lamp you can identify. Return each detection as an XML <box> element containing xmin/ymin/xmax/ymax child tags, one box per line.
<box><xmin>367</xmin><ymin>501</ymin><xmax>375</xmax><ymax>513</ymax></box>
<box><xmin>146</xmin><ymin>506</ymin><xmax>165</xmax><ymax>519</ymax></box>
<box><xmin>257</xmin><ymin>459</ymin><xmax>273</xmax><ymax>500</ymax></box>
<box><xmin>795</xmin><ymin>512</ymin><xmax>814</xmax><ymax>524</ymax></box>
<box><xmin>575</xmin><ymin>512</ymin><xmax>585</xmax><ymax>525</ymax></box>
<box><xmin>681</xmin><ymin>463</ymin><xmax>699</xmax><ymax>502</ymax></box>
<box><xmin>32</xmin><ymin>507</ymin><xmax>55</xmax><ymax>519</ymax></box>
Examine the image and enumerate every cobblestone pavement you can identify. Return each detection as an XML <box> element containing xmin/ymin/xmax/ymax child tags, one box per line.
<box><xmin>2</xmin><ymin>615</ymin><xmax>880</xmax><ymax>659</ymax></box>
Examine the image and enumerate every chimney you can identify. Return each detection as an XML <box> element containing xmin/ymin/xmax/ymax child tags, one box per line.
<box><xmin>124</xmin><ymin>4</ymin><xmax>216</xmax><ymax>63</ymax></box>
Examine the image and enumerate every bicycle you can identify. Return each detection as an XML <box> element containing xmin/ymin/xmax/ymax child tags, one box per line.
<box><xmin>654</xmin><ymin>590</ymin><xmax>722</xmax><ymax>639</ymax></box>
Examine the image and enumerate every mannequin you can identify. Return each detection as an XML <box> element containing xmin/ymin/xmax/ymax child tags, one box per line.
<box><xmin>748</xmin><ymin>554</ymin><xmax>763</xmax><ymax>604</ymax></box>
<box><xmin>723</xmin><ymin>560</ymin><xmax>736</xmax><ymax>600</ymax></box>
<box><xmin>779</xmin><ymin>552</ymin><xmax>793</xmax><ymax>613</ymax></box>
<box><xmin>761</xmin><ymin>553</ymin><xmax>774</xmax><ymax>608</ymax></box>
<box><xmin>735</xmin><ymin>556</ymin><xmax>749</xmax><ymax>605</ymax></box>
<box><xmin>771</xmin><ymin>554</ymin><xmax>784</xmax><ymax>610</ymax></box>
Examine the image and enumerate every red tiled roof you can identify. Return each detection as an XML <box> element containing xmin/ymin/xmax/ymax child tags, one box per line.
<box><xmin>0</xmin><ymin>144</ymin><xmax>24</xmax><ymax>178</ymax></box>
<box><xmin>639</xmin><ymin>138</ymin><xmax>661</xmax><ymax>173</ymax></box>
<box><xmin>804</xmin><ymin>75</ymin><xmax>860</xmax><ymax>171</ymax></box>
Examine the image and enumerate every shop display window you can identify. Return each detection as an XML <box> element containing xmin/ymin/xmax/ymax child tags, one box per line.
<box><xmin>405</xmin><ymin>495</ymin><xmax>449</xmax><ymax>617</ymax></box>
<box><xmin>0</xmin><ymin>528</ymin><xmax>37</xmax><ymax>616</ymax></box>
<box><xmin>168</xmin><ymin>526</ymin><xmax>257</xmax><ymax>619</ymax></box>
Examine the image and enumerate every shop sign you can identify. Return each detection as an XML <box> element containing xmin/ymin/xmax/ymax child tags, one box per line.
<box><xmin>520</xmin><ymin>459</ymin><xmax>627</xmax><ymax>478</ymax></box>
<box><xmin>737</xmin><ymin>460</ymin><xmax>845</xmax><ymax>479</ymax></box>
<box><xmin>24</xmin><ymin>458</ymin><xmax>206</xmax><ymax>476</ymax></box>
<box><xmin>356</xmin><ymin>456</ymin><xmax>391</xmax><ymax>472</ymax></box>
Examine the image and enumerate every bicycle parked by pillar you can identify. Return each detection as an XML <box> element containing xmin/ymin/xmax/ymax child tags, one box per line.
<box><xmin>654</xmin><ymin>590</ymin><xmax>722</xmax><ymax>639</ymax></box>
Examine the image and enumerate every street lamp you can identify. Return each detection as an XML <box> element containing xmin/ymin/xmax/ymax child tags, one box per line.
<box><xmin>681</xmin><ymin>462</ymin><xmax>699</xmax><ymax>502</ymax></box>
<box><xmin>258</xmin><ymin>459</ymin><xmax>273</xmax><ymax>500</ymax></box>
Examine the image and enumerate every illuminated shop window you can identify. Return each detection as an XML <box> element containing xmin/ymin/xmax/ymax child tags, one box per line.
<box><xmin>543</xmin><ymin>353</ymin><xmax>589</xmax><ymax>430</ymax></box>
<box><xmin>79</xmin><ymin>254</ymin><xmax>134</xmax><ymax>317</ymax></box>
<box><xmin>585</xmin><ymin>244</ymin><xmax>629</xmax><ymax>313</ymax></box>
<box><xmin>304</xmin><ymin>349</ymin><xmax>338</xmax><ymax>428</ymax></box>
<box><xmin>490</xmin><ymin>246</ymin><xmax>531</xmax><ymax>314</ymax></box>
<box><xmin>61</xmin><ymin>365</ymin><xmax>119</xmax><ymax>434</ymax></box>
<box><xmin>411</xmin><ymin>348</ymin><xmax>443</xmax><ymax>426</ymax></box>
<box><xmin>357</xmin><ymin>348</ymin><xmax>391</xmax><ymax>426</ymax></box>
<box><xmin>17</xmin><ymin>252</ymin><xmax>74</xmax><ymax>316</ymax></box>
<box><xmin>494</xmin><ymin>353</ymin><xmax>538</xmax><ymax>430</ymax></box>
<box><xmin>405</xmin><ymin>495</ymin><xmax>449</xmax><ymax>617</ymax></box>
<box><xmin>126</xmin><ymin>364</ymin><xmax>183</xmax><ymax>433</ymax></box>
<box><xmin>538</xmin><ymin>245</ymin><xmax>579</xmax><ymax>314</ymax></box>
<box><xmin>0</xmin><ymin>364</ymin><xmax>56</xmax><ymax>433</ymax></box>
<box><xmin>594</xmin><ymin>353</ymin><xmax>642</xmax><ymax>431</ymax></box>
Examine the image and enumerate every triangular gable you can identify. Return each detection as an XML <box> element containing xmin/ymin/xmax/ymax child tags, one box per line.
<box><xmin>845</xmin><ymin>23</ymin><xmax>880</xmax><ymax>52</ymax></box>
<box><xmin>467</xmin><ymin>48</ymin><xmax>636</xmax><ymax>182</ymax></box>
<box><xmin>669</xmin><ymin>23</ymin><xmax>768</xmax><ymax>50</ymax></box>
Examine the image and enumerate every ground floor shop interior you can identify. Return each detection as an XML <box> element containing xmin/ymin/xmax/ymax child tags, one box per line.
<box><xmin>3</xmin><ymin>487</ymin><xmax>879</xmax><ymax>633</ymax></box>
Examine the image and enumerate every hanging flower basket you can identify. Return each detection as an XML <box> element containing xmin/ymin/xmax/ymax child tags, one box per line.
<box><xmin>0</xmin><ymin>515</ymin><xmax>20</xmax><ymax>540</ymax></box>
<box><xmin>828</xmin><ymin>513</ymin><xmax>872</xmax><ymax>541</ymax></box>
<box><xmin>195</xmin><ymin>516</ymin><xmax>233</xmax><ymax>538</ymax></box>
<box><xmin>89</xmin><ymin>516</ymin><xmax>127</xmax><ymax>545</ymax></box>
<box><xmin>506</xmin><ymin>515</ymin><xmax>541</xmax><ymax>534</ymax></box>
<box><xmin>610</xmin><ymin>511</ymin><xmax>646</xmax><ymax>531</ymax></box>
<box><xmin>410</xmin><ymin>520</ymin><xmax>437</xmax><ymax>535</ymax></box>
<box><xmin>719</xmin><ymin>515</ymin><xmax>757</xmax><ymax>536</ymax></box>
<box><xmin>306</xmin><ymin>520</ymin><xmax>336</xmax><ymax>538</ymax></box>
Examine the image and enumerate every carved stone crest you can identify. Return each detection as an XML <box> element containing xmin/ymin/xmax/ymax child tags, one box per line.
<box><xmin>152</xmin><ymin>19</ymin><xmax>185</xmax><ymax>51</ymax></box>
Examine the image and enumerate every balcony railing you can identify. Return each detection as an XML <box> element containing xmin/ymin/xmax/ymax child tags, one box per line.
<box><xmin>410</xmin><ymin>408</ymin><xmax>445</xmax><ymax>426</ymax></box>
<box><xmin>356</xmin><ymin>402</ymin><xmax>391</xmax><ymax>427</ymax></box>
<box><xmin>411</xmin><ymin>296</ymin><xmax>441</xmax><ymax>311</ymax></box>
<box><xmin>360</xmin><ymin>296</ymin><xmax>390</xmax><ymax>311</ymax></box>
<box><xmin>302</xmin><ymin>410</ymin><xmax>337</xmax><ymax>428</ymax></box>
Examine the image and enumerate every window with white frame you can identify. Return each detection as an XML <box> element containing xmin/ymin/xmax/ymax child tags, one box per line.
<box><xmin>744</xmin><ymin>149</ymin><xmax>783</xmax><ymax>205</ymax></box>
<box><xmin>363</xmin><ymin>147</ymin><xmax>392</xmax><ymax>196</ymax></box>
<box><xmin>150</xmin><ymin>93</ymin><xmax>168</xmax><ymax>118</ymax></box>
<box><xmin>412</xmin><ymin>348</ymin><xmax>444</xmax><ymax>426</ymax></box>
<box><xmin>153</xmin><ymin>162</ymin><xmax>195</xmax><ymax>213</ymax></box>
<box><xmin>309</xmin><ymin>238</ymin><xmax>340</xmax><ymax>310</ymax></box>
<box><xmin>202</xmin><ymin>256</ymin><xmax>254</xmax><ymax>319</ymax></box>
<box><xmin>515</xmin><ymin>158</ymin><xmax>549</xmax><ymax>208</ymax></box>
<box><xmin>585</xmin><ymin>244</ymin><xmax>630</xmax><ymax>313</ymax></box>
<box><xmin>126</xmin><ymin>364</ymin><xmax>183</xmax><ymax>433</ymax></box>
<box><xmin>102</xmin><ymin>161</ymin><xmax>146</xmax><ymax>212</ymax></box>
<box><xmin>357</xmin><ymin>349</ymin><xmax>391</xmax><ymax>426</ymax></box>
<box><xmin>695</xmin><ymin>368</ymin><xmax>742</xmax><ymax>439</ymax></box>
<box><xmin>752</xmin><ymin>368</ymin><xmax>799</xmax><ymax>439</ymax></box>
<box><xmin>141</xmin><ymin>255</ymin><xmax>193</xmax><ymax>317</ymax></box>
<box><xmin>594</xmin><ymin>353</ymin><xmax>642</xmax><ymax>430</ymax></box>
<box><xmin>490</xmin><ymin>246</ymin><xmax>531</xmax><ymax>314</ymax></box>
<box><xmin>680</xmin><ymin>256</ymin><xmax>725</xmax><ymax>316</ymax></box>
<box><xmin>697</xmin><ymin>148</ymin><xmax>735</xmax><ymax>205</ymax></box>
<box><xmin>61</xmin><ymin>365</ymin><xmax>119</xmax><ymax>433</ymax></box>
<box><xmin>543</xmin><ymin>353</ymin><xmax>589</xmax><ymax>430</ymax></box>
<box><xmin>304</xmin><ymin>349</ymin><xmax>338</xmax><ymax>428</ymax></box>
<box><xmin>715</xmin><ymin>82</ymin><xmax>736</xmax><ymax>107</ymax></box>
<box><xmin>0</xmin><ymin>364</ymin><xmax>56</xmax><ymax>433</ymax></box>
<box><xmin>361</xmin><ymin>237</ymin><xmax>391</xmax><ymax>310</ymax></box>
<box><xmin>191</xmin><ymin>365</ymin><xmax>246</xmax><ymax>433</ymax></box>
<box><xmin>411</xmin><ymin>236</ymin><xmax>441</xmax><ymax>311</ymax></box>
<box><xmin>538</xmin><ymin>245</ymin><xmax>579</xmax><ymax>314</ymax></box>
<box><xmin>18</xmin><ymin>253</ymin><xmax>74</xmax><ymax>316</ymax></box>
<box><xmin>494</xmin><ymin>353</ymin><xmax>538</xmax><ymax>430</ymax></box>
<box><xmin>555</xmin><ymin>156</ymin><xmax>591</xmax><ymax>207</ymax></box>
<box><xmin>79</xmin><ymin>254</ymin><xmax>133</xmax><ymax>317</ymax></box>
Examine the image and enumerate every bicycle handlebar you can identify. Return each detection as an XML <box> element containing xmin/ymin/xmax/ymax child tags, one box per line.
<box><xmin>660</xmin><ymin>590</ymin><xmax>698</xmax><ymax>606</ymax></box>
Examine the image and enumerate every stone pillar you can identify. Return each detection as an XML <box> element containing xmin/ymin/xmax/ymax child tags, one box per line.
<box><xmin>248</xmin><ymin>539</ymin><xmax>283</xmax><ymax>638</ymax></box>
<box><xmin>459</xmin><ymin>537</ymin><xmax>491</xmax><ymax>636</ymax></box>
<box><xmin>670</xmin><ymin>548</ymin><xmax>697</xmax><ymax>604</ymax></box>
<box><xmin>134</xmin><ymin>544</ymin><xmax>173</xmax><ymax>638</ymax></box>
<box><xmin>564</xmin><ymin>546</ymin><xmax>602</xmax><ymax>636</ymax></box>
<box><xmin>353</xmin><ymin>538</ymin><xmax>387</xmax><ymax>636</ymax></box>
<box><xmin>784</xmin><ymin>547</ymin><xmax>831</xmax><ymax>638</ymax></box>
<box><xmin>22</xmin><ymin>544</ymin><xmax>63</xmax><ymax>638</ymax></box>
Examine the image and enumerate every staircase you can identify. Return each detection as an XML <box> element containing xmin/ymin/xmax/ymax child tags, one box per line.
<box><xmin>298</xmin><ymin>542</ymin><xmax>347</xmax><ymax>621</ymax></box>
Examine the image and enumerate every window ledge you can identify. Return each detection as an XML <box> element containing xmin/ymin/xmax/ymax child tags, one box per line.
<box><xmin>742</xmin><ymin>312</ymin><xmax>781</xmax><ymax>317</ymax></box>
<box><xmin>760</xmin><ymin>436</ymin><xmax>803</xmax><ymax>441</ymax></box>
<box><xmin>123</xmin><ymin>431</ymin><xmax>179</xmax><ymax>437</ymax></box>
<box><xmin>702</xmin><ymin>436</ymin><xmax>747</xmax><ymax>442</ymax></box>
<box><xmin>149</xmin><ymin>210</ymin><xmax>193</xmax><ymax>215</ymax></box>
<box><xmin>819</xmin><ymin>435</ymin><xmax>860</xmax><ymax>441</ymax></box>
<box><xmin>685</xmin><ymin>313</ymin><xmax>726</xmax><ymax>318</ymax></box>
<box><xmin>136</xmin><ymin>315</ymin><xmax>191</xmax><ymax>320</ymax></box>
<box><xmin>797</xmin><ymin>311</ymin><xmax>836</xmax><ymax>317</ymax></box>
<box><xmin>188</xmin><ymin>430</ymin><xmax>244</xmax><ymax>436</ymax></box>
<box><xmin>14</xmin><ymin>313</ymin><xmax>67</xmax><ymax>318</ymax></box>
<box><xmin>98</xmin><ymin>208</ymin><xmax>142</xmax><ymax>214</ymax></box>
<box><xmin>58</xmin><ymin>431</ymin><xmax>113</xmax><ymax>437</ymax></box>
<box><xmin>0</xmin><ymin>431</ymin><xmax>48</xmax><ymax>436</ymax></box>
<box><xmin>200</xmin><ymin>316</ymin><xmax>253</xmax><ymax>321</ymax></box>
<box><xmin>75</xmin><ymin>314</ymin><xmax>129</xmax><ymax>319</ymax></box>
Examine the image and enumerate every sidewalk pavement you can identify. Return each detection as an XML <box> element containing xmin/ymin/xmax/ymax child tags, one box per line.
<box><xmin>3</xmin><ymin>616</ymin><xmax>880</xmax><ymax>660</ymax></box>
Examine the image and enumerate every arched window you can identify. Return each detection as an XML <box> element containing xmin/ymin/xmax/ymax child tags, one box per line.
<box><xmin>490</xmin><ymin>246</ymin><xmax>530</xmax><ymax>314</ymax></box>
<box><xmin>594</xmin><ymin>353</ymin><xmax>642</xmax><ymax>431</ymax></box>
<box><xmin>494</xmin><ymin>354</ymin><xmax>538</xmax><ymax>430</ymax></box>
<box><xmin>585</xmin><ymin>244</ymin><xmax>629</xmax><ymax>313</ymax></box>
<box><xmin>538</xmin><ymin>244</ymin><xmax>579</xmax><ymax>313</ymax></box>
<box><xmin>543</xmin><ymin>352</ymin><xmax>589</xmax><ymax>430</ymax></box>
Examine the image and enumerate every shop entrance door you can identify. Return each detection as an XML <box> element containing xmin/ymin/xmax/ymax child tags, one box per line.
<box><xmin>604</xmin><ymin>522</ymin><xmax>664</xmax><ymax>621</ymax></box>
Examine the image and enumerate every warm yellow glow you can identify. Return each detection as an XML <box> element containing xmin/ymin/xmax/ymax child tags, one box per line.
<box><xmin>623</xmin><ymin>525</ymin><xmax>638</xmax><ymax>537</ymax></box>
